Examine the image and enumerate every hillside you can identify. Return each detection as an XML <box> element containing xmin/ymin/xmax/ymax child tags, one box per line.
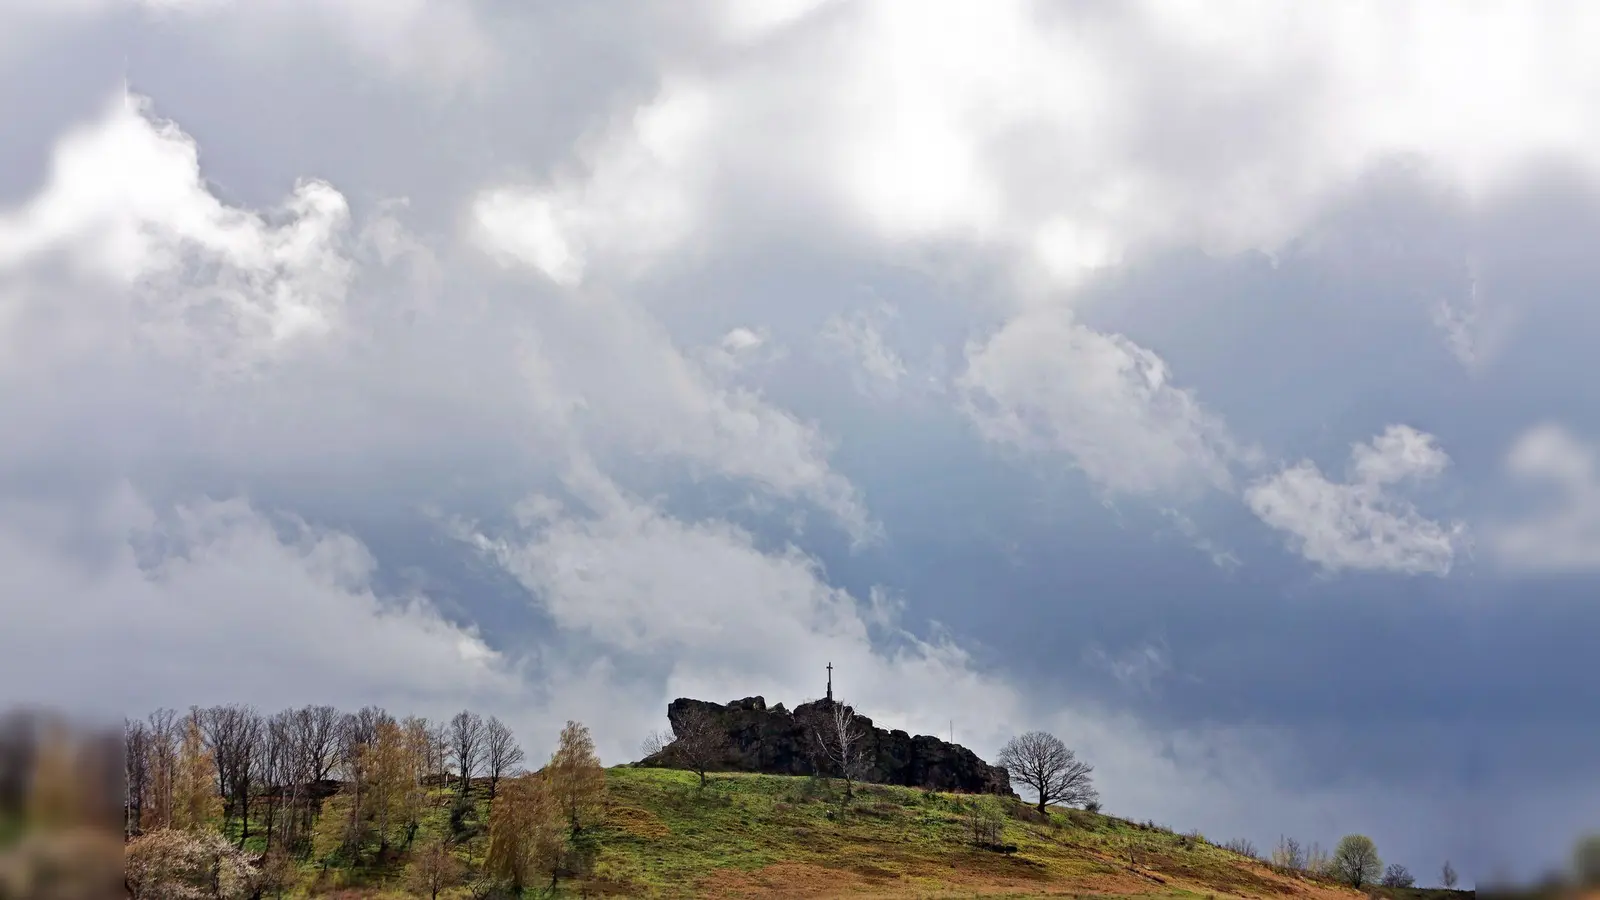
<box><xmin>250</xmin><ymin>765</ymin><xmax>1455</xmax><ymax>899</ymax></box>
<box><xmin>593</xmin><ymin>767</ymin><xmax>1370</xmax><ymax>898</ymax></box>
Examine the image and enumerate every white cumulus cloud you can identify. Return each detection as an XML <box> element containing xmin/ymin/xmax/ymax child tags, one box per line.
<box><xmin>0</xmin><ymin>485</ymin><xmax>522</xmax><ymax>717</ymax></box>
<box><xmin>959</xmin><ymin>308</ymin><xmax>1241</xmax><ymax>497</ymax></box>
<box><xmin>1245</xmin><ymin>425</ymin><xmax>1462</xmax><ymax>575</ymax></box>
<box><xmin>1487</xmin><ymin>423</ymin><xmax>1600</xmax><ymax>572</ymax></box>
<box><xmin>0</xmin><ymin>93</ymin><xmax>353</xmax><ymax>373</ymax></box>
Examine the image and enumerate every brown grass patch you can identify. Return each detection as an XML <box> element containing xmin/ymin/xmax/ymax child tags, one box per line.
<box><xmin>696</xmin><ymin>861</ymin><xmax>872</xmax><ymax>898</ymax></box>
<box><xmin>850</xmin><ymin>863</ymin><xmax>899</xmax><ymax>880</ymax></box>
<box><xmin>605</xmin><ymin>804</ymin><xmax>671</xmax><ymax>838</ymax></box>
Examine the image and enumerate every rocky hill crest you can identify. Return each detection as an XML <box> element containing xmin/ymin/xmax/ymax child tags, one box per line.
<box><xmin>639</xmin><ymin>696</ymin><xmax>1017</xmax><ymax>797</ymax></box>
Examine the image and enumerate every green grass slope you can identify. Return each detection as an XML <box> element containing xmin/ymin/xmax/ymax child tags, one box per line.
<box><xmin>224</xmin><ymin>767</ymin><xmax>1471</xmax><ymax>899</ymax></box>
<box><xmin>583</xmin><ymin>767</ymin><xmax>1379</xmax><ymax>899</ymax></box>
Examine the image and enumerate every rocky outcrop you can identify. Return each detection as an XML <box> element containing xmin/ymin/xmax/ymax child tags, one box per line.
<box><xmin>639</xmin><ymin>696</ymin><xmax>1017</xmax><ymax>797</ymax></box>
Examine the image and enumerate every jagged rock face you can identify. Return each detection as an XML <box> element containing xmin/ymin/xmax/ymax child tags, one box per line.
<box><xmin>640</xmin><ymin>696</ymin><xmax>1017</xmax><ymax>798</ymax></box>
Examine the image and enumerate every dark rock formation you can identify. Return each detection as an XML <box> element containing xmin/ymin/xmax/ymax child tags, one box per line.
<box><xmin>639</xmin><ymin>696</ymin><xmax>1017</xmax><ymax>798</ymax></box>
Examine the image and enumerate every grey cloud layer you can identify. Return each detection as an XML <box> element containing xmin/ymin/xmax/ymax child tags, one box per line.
<box><xmin>5</xmin><ymin>0</ymin><xmax>1600</xmax><ymax>886</ymax></box>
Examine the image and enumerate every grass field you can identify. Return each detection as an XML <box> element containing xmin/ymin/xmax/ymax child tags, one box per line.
<box><xmin>255</xmin><ymin>764</ymin><xmax>1458</xmax><ymax>898</ymax></box>
<box><xmin>583</xmin><ymin>767</ymin><xmax>1374</xmax><ymax>899</ymax></box>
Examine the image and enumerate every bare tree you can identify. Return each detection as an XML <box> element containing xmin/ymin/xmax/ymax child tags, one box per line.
<box><xmin>996</xmin><ymin>731</ymin><xmax>1097</xmax><ymax>815</ymax></box>
<box><xmin>400</xmin><ymin>717</ymin><xmax>432</xmax><ymax>847</ymax></box>
<box><xmin>964</xmin><ymin>798</ymin><xmax>1005</xmax><ymax>848</ymax></box>
<box><xmin>450</xmin><ymin>711</ymin><xmax>485</xmax><ymax>796</ymax></box>
<box><xmin>257</xmin><ymin>711</ymin><xmax>291</xmax><ymax>852</ymax></box>
<box><xmin>667</xmin><ymin>707</ymin><xmax>730</xmax><ymax>789</ymax></box>
<box><xmin>483</xmin><ymin>716</ymin><xmax>524</xmax><ymax>801</ymax></box>
<box><xmin>293</xmin><ymin>705</ymin><xmax>340</xmax><ymax>783</ymax></box>
<box><xmin>328</xmin><ymin>707</ymin><xmax>388</xmax><ymax>863</ymax></box>
<box><xmin>143</xmin><ymin>709</ymin><xmax>179</xmax><ymax>832</ymax></box>
<box><xmin>1384</xmin><ymin>863</ymin><xmax>1415</xmax><ymax>888</ymax></box>
<box><xmin>1272</xmin><ymin>835</ymin><xmax>1307</xmax><ymax>871</ymax></box>
<box><xmin>1441</xmin><ymin>860</ymin><xmax>1458</xmax><ymax>889</ymax></box>
<box><xmin>1305</xmin><ymin>841</ymin><xmax>1332</xmax><ymax>876</ymax></box>
<box><xmin>639</xmin><ymin>730</ymin><xmax>671</xmax><ymax>759</ymax></box>
<box><xmin>811</xmin><ymin>702</ymin><xmax>869</xmax><ymax>799</ymax></box>
<box><xmin>427</xmin><ymin>721</ymin><xmax>450</xmax><ymax>783</ymax></box>
<box><xmin>199</xmin><ymin>704</ymin><xmax>263</xmax><ymax>848</ymax></box>
<box><xmin>125</xmin><ymin>718</ymin><xmax>151</xmax><ymax>838</ymax></box>
<box><xmin>274</xmin><ymin>708</ymin><xmax>314</xmax><ymax>854</ymax></box>
<box><xmin>287</xmin><ymin>705</ymin><xmax>338</xmax><ymax>848</ymax></box>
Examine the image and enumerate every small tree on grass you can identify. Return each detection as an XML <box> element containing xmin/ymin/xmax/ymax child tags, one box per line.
<box><xmin>964</xmin><ymin>798</ymin><xmax>1006</xmax><ymax>849</ymax></box>
<box><xmin>1305</xmin><ymin>841</ymin><xmax>1332</xmax><ymax>876</ymax></box>
<box><xmin>812</xmin><ymin>702</ymin><xmax>869</xmax><ymax>801</ymax></box>
<box><xmin>1383</xmin><ymin>863</ymin><xmax>1415</xmax><ymax>888</ymax></box>
<box><xmin>668</xmin><ymin>706</ymin><xmax>730</xmax><ymax>789</ymax></box>
<box><xmin>1332</xmin><ymin>834</ymin><xmax>1383</xmax><ymax>888</ymax></box>
<box><xmin>405</xmin><ymin>837</ymin><xmax>461</xmax><ymax>900</ymax></box>
<box><xmin>996</xmin><ymin>731</ymin><xmax>1097</xmax><ymax>815</ymax></box>
<box><xmin>1441</xmin><ymin>860</ymin><xmax>1458</xmax><ymax>889</ymax></box>
<box><xmin>547</xmin><ymin>721</ymin><xmax>606</xmax><ymax>835</ymax></box>
<box><xmin>1272</xmin><ymin>835</ymin><xmax>1307</xmax><ymax>871</ymax></box>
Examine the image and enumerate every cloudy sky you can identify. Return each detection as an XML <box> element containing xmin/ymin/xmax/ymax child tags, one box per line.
<box><xmin>3</xmin><ymin>0</ymin><xmax>1597</xmax><ymax>886</ymax></box>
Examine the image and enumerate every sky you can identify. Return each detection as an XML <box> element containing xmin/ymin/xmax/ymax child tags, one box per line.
<box><xmin>1</xmin><ymin>0</ymin><xmax>1596</xmax><ymax>887</ymax></box>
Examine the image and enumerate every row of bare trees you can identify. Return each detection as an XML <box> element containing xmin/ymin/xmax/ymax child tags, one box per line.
<box><xmin>123</xmin><ymin>705</ymin><xmax>525</xmax><ymax>860</ymax></box>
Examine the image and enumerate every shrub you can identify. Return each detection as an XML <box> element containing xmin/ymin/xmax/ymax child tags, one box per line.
<box><xmin>963</xmin><ymin>799</ymin><xmax>1007</xmax><ymax>849</ymax></box>
<box><xmin>1223</xmin><ymin>837</ymin><xmax>1259</xmax><ymax>859</ymax></box>
<box><xmin>449</xmin><ymin>793</ymin><xmax>478</xmax><ymax>838</ymax></box>
<box><xmin>125</xmin><ymin>829</ymin><xmax>258</xmax><ymax>900</ymax></box>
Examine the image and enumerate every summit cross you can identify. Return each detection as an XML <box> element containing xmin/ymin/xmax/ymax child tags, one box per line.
<box><xmin>826</xmin><ymin>661</ymin><xmax>833</xmax><ymax>702</ymax></box>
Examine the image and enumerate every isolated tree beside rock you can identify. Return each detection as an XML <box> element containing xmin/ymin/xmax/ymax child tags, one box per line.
<box><xmin>996</xmin><ymin>731</ymin><xmax>1097</xmax><ymax>815</ymax></box>
<box><xmin>812</xmin><ymin>702</ymin><xmax>870</xmax><ymax>799</ymax></box>
<box><xmin>1332</xmin><ymin>834</ymin><xmax>1383</xmax><ymax>888</ymax></box>
<box><xmin>665</xmin><ymin>706</ymin><xmax>731</xmax><ymax>788</ymax></box>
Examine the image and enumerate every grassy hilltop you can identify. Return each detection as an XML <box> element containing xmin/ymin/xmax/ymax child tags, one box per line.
<box><xmin>269</xmin><ymin>765</ymin><xmax>1413</xmax><ymax>899</ymax></box>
